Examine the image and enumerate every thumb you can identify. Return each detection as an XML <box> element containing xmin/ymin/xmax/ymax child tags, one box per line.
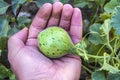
<box><xmin>8</xmin><ymin>27</ymin><xmax>28</xmax><ymax>61</ymax></box>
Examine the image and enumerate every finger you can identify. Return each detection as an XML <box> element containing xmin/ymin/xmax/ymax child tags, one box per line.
<box><xmin>8</xmin><ymin>28</ymin><xmax>28</xmax><ymax>61</ymax></box>
<box><xmin>47</xmin><ymin>2</ymin><xmax>63</xmax><ymax>27</ymax></box>
<box><xmin>59</xmin><ymin>4</ymin><xmax>73</xmax><ymax>30</ymax></box>
<box><xmin>69</xmin><ymin>8</ymin><xmax>82</xmax><ymax>44</ymax></box>
<box><xmin>26</xmin><ymin>3</ymin><xmax>52</xmax><ymax>47</ymax></box>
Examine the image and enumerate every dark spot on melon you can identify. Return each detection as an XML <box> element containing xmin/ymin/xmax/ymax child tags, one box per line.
<box><xmin>39</xmin><ymin>43</ymin><xmax>42</xmax><ymax>46</ymax></box>
<box><xmin>52</xmin><ymin>53</ymin><xmax>55</xmax><ymax>55</ymax></box>
<box><xmin>52</xmin><ymin>38</ymin><xmax>55</xmax><ymax>40</ymax></box>
<box><xmin>60</xmin><ymin>53</ymin><xmax>62</xmax><ymax>54</ymax></box>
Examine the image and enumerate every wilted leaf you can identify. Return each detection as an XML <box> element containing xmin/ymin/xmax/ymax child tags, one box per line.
<box><xmin>112</xmin><ymin>6</ymin><xmax>120</xmax><ymax>35</ymax></box>
<box><xmin>35</xmin><ymin>0</ymin><xmax>53</xmax><ymax>7</ymax></box>
<box><xmin>100</xmin><ymin>12</ymin><xmax>112</xmax><ymax>22</ymax></box>
<box><xmin>92</xmin><ymin>71</ymin><xmax>106</xmax><ymax>80</ymax></box>
<box><xmin>0</xmin><ymin>0</ymin><xmax>10</xmax><ymax>14</ymax></box>
<box><xmin>12</xmin><ymin>0</ymin><xmax>26</xmax><ymax>15</ymax></box>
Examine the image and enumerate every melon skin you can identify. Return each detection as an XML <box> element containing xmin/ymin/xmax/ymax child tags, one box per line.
<box><xmin>38</xmin><ymin>27</ymin><xmax>76</xmax><ymax>58</ymax></box>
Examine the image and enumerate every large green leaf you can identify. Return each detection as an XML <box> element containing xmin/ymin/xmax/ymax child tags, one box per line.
<box><xmin>0</xmin><ymin>64</ymin><xmax>15</xmax><ymax>80</ymax></box>
<box><xmin>35</xmin><ymin>0</ymin><xmax>53</xmax><ymax>7</ymax></box>
<box><xmin>74</xmin><ymin>0</ymin><xmax>93</xmax><ymax>8</ymax></box>
<box><xmin>17</xmin><ymin>16</ymin><xmax>31</xmax><ymax>27</ymax></box>
<box><xmin>107</xmin><ymin>73</ymin><xmax>120</xmax><ymax>80</ymax></box>
<box><xmin>0</xmin><ymin>0</ymin><xmax>10</xmax><ymax>14</ymax></box>
<box><xmin>100</xmin><ymin>63</ymin><xmax>120</xmax><ymax>73</ymax></box>
<box><xmin>0</xmin><ymin>16</ymin><xmax>10</xmax><ymax>50</ymax></box>
<box><xmin>98</xmin><ymin>0</ymin><xmax>105</xmax><ymax>7</ymax></box>
<box><xmin>7</xmin><ymin>26</ymin><xmax>19</xmax><ymax>37</ymax></box>
<box><xmin>89</xmin><ymin>19</ymin><xmax>112</xmax><ymax>45</ymax></box>
<box><xmin>0</xmin><ymin>65</ymin><xmax>11</xmax><ymax>79</ymax></box>
<box><xmin>112</xmin><ymin>6</ymin><xmax>120</xmax><ymax>35</ymax></box>
<box><xmin>88</xmin><ymin>23</ymin><xmax>107</xmax><ymax>45</ymax></box>
<box><xmin>0</xmin><ymin>16</ymin><xmax>10</xmax><ymax>37</ymax></box>
<box><xmin>100</xmin><ymin>19</ymin><xmax>112</xmax><ymax>35</ymax></box>
<box><xmin>12</xmin><ymin>0</ymin><xmax>26</xmax><ymax>15</ymax></box>
<box><xmin>104</xmin><ymin>0</ymin><xmax>120</xmax><ymax>13</ymax></box>
<box><xmin>92</xmin><ymin>71</ymin><xmax>106</xmax><ymax>80</ymax></box>
<box><xmin>59</xmin><ymin>0</ymin><xmax>69</xmax><ymax>4</ymax></box>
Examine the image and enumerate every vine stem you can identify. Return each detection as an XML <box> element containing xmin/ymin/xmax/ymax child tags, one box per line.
<box><xmin>76</xmin><ymin>48</ymin><xmax>109</xmax><ymax>59</ymax></box>
<box><xmin>87</xmin><ymin>2</ymin><xmax>99</xmax><ymax>27</ymax></box>
<box><xmin>82</xmin><ymin>64</ymin><xmax>93</xmax><ymax>74</ymax></box>
<box><xmin>15</xmin><ymin>5</ymin><xmax>23</xmax><ymax>19</ymax></box>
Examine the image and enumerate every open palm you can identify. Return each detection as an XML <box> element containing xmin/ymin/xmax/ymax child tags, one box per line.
<box><xmin>8</xmin><ymin>2</ymin><xmax>82</xmax><ymax>80</ymax></box>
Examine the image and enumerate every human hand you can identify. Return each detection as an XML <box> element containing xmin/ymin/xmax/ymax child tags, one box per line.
<box><xmin>8</xmin><ymin>2</ymin><xmax>82</xmax><ymax>80</ymax></box>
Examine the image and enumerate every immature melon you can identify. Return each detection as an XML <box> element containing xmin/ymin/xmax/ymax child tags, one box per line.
<box><xmin>38</xmin><ymin>27</ymin><xmax>76</xmax><ymax>58</ymax></box>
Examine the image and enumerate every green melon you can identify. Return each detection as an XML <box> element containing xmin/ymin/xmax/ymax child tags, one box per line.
<box><xmin>38</xmin><ymin>26</ymin><xmax>76</xmax><ymax>58</ymax></box>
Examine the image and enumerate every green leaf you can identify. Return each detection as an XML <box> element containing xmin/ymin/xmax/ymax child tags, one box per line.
<box><xmin>10</xmin><ymin>73</ymin><xmax>16</xmax><ymax>80</ymax></box>
<box><xmin>0</xmin><ymin>37</ymin><xmax>8</xmax><ymax>50</ymax></box>
<box><xmin>59</xmin><ymin>0</ymin><xmax>69</xmax><ymax>4</ymax></box>
<box><xmin>100</xmin><ymin>12</ymin><xmax>112</xmax><ymax>22</ymax></box>
<box><xmin>0</xmin><ymin>16</ymin><xmax>10</xmax><ymax>50</ymax></box>
<box><xmin>17</xmin><ymin>16</ymin><xmax>31</xmax><ymax>29</ymax></box>
<box><xmin>0</xmin><ymin>65</ymin><xmax>11</xmax><ymax>79</ymax></box>
<box><xmin>7</xmin><ymin>26</ymin><xmax>19</xmax><ymax>37</ymax></box>
<box><xmin>98</xmin><ymin>0</ymin><xmax>105</xmax><ymax>7</ymax></box>
<box><xmin>35</xmin><ymin>0</ymin><xmax>53</xmax><ymax>7</ymax></box>
<box><xmin>112</xmin><ymin>6</ymin><xmax>120</xmax><ymax>35</ymax></box>
<box><xmin>107</xmin><ymin>73</ymin><xmax>120</xmax><ymax>80</ymax></box>
<box><xmin>0</xmin><ymin>49</ymin><xmax>1</xmax><ymax>57</ymax></box>
<box><xmin>0</xmin><ymin>16</ymin><xmax>10</xmax><ymax>37</ymax></box>
<box><xmin>74</xmin><ymin>0</ymin><xmax>93</xmax><ymax>8</ymax></box>
<box><xmin>100</xmin><ymin>19</ymin><xmax>112</xmax><ymax>35</ymax></box>
<box><xmin>104</xmin><ymin>0</ymin><xmax>120</xmax><ymax>13</ymax></box>
<box><xmin>12</xmin><ymin>0</ymin><xmax>26</xmax><ymax>15</ymax></box>
<box><xmin>100</xmin><ymin>63</ymin><xmax>120</xmax><ymax>73</ymax></box>
<box><xmin>88</xmin><ymin>23</ymin><xmax>107</xmax><ymax>45</ymax></box>
<box><xmin>17</xmin><ymin>16</ymin><xmax>31</xmax><ymax>26</ymax></box>
<box><xmin>92</xmin><ymin>71</ymin><xmax>106</xmax><ymax>80</ymax></box>
<box><xmin>0</xmin><ymin>0</ymin><xmax>10</xmax><ymax>14</ymax></box>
